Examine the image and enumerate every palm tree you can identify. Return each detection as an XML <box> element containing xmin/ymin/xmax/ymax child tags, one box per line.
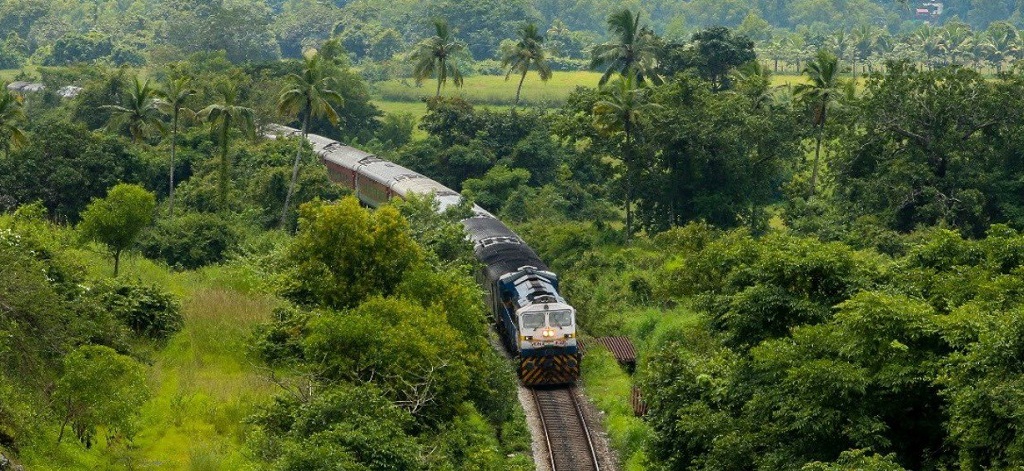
<box><xmin>733</xmin><ymin>60</ymin><xmax>775</xmax><ymax>110</ymax></box>
<box><xmin>155</xmin><ymin>76</ymin><xmax>195</xmax><ymax>218</ymax></box>
<box><xmin>590</xmin><ymin>9</ymin><xmax>663</xmax><ymax>86</ymax></box>
<box><xmin>277</xmin><ymin>52</ymin><xmax>344</xmax><ymax>228</ymax></box>
<box><xmin>0</xmin><ymin>85</ymin><xmax>27</xmax><ymax>159</ymax></box>
<box><xmin>795</xmin><ymin>50</ymin><xmax>842</xmax><ymax>197</ymax></box>
<box><xmin>592</xmin><ymin>76</ymin><xmax>659</xmax><ymax>240</ymax></box>
<box><xmin>410</xmin><ymin>19</ymin><xmax>466</xmax><ymax>97</ymax></box>
<box><xmin>198</xmin><ymin>82</ymin><xmax>256</xmax><ymax>211</ymax></box>
<box><xmin>103</xmin><ymin>76</ymin><xmax>163</xmax><ymax>143</ymax></box>
<box><xmin>501</xmin><ymin>23</ymin><xmax>553</xmax><ymax>106</ymax></box>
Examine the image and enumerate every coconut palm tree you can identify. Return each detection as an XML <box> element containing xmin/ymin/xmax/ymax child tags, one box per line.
<box><xmin>592</xmin><ymin>76</ymin><xmax>660</xmax><ymax>240</ymax></box>
<box><xmin>198</xmin><ymin>82</ymin><xmax>256</xmax><ymax>211</ymax></box>
<box><xmin>0</xmin><ymin>85</ymin><xmax>27</xmax><ymax>159</ymax></box>
<box><xmin>155</xmin><ymin>76</ymin><xmax>195</xmax><ymax>217</ymax></box>
<box><xmin>410</xmin><ymin>18</ymin><xmax>467</xmax><ymax>97</ymax></box>
<box><xmin>795</xmin><ymin>49</ymin><xmax>842</xmax><ymax>197</ymax></box>
<box><xmin>501</xmin><ymin>23</ymin><xmax>553</xmax><ymax>107</ymax></box>
<box><xmin>590</xmin><ymin>9</ymin><xmax>662</xmax><ymax>86</ymax></box>
<box><xmin>277</xmin><ymin>52</ymin><xmax>344</xmax><ymax>228</ymax></box>
<box><xmin>103</xmin><ymin>76</ymin><xmax>163</xmax><ymax>143</ymax></box>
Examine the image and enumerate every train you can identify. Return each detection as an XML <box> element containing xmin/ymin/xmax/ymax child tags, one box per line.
<box><xmin>266</xmin><ymin>125</ymin><xmax>582</xmax><ymax>386</ymax></box>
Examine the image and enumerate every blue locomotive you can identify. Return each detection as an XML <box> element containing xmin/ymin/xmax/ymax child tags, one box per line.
<box><xmin>464</xmin><ymin>216</ymin><xmax>581</xmax><ymax>386</ymax></box>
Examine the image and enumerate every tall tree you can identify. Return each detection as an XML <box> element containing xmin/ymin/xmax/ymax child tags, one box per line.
<box><xmin>590</xmin><ymin>9</ymin><xmax>663</xmax><ymax>86</ymax></box>
<box><xmin>0</xmin><ymin>84</ymin><xmax>27</xmax><ymax>158</ymax></box>
<box><xmin>198</xmin><ymin>82</ymin><xmax>255</xmax><ymax>211</ymax></box>
<box><xmin>155</xmin><ymin>76</ymin><xmax>195</xmax><ymax>218</ymax></box>
<box><xmin>795</xmin><ymin>49</ymin><xmax>842</xmax><ymax>197</ymax></box>
<box><xmin>103</xmin><ymin>76</ymin><xmax>163</xmax><ymax>143</ymax></box>
<box><xmin>410</xmin><ymin>19</ymin><xmax>467</xmax><ymax>97</ymax></box>
<box><xmin>592</xmin><ymin>76</ymin><xmax>659</xmax><ymax>240</ymax></box>
<box><xmin>277</xmin><ymin>51</ymin><xmax>343</xmax><ymax>228</ymax></box>
<box><xmin>500</xmin><ymin>23</ymin><xmax>553</xmax><ymax>106</ymax></box>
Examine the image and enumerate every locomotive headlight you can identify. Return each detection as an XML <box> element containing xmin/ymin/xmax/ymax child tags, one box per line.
<box><xmin>543</xmin><ymin>328</ymin><xmax>554</xmax><ymax>338</ymax></box>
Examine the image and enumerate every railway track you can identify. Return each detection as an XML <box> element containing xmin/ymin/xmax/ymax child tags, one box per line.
<box><xmin>532</xmin><ymin>387</ymin><xmax>602</xmax><ymax>471</ymax></box>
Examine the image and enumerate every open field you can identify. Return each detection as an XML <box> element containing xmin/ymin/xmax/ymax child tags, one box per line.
<box><xmin>373</xmin><ymin>70</ymin><xmax>605</xmax><ymax>107</ymax></box>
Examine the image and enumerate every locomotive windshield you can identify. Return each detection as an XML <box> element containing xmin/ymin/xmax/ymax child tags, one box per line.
<box><xmin>550</xmin><ymin>310</ymin><xmax>573</xmax><ymax>327</ymax></box>
<box><xmin>522</xmin><ymin>313</ymin><xmax>545</xmax><ymax>329</ymax></box>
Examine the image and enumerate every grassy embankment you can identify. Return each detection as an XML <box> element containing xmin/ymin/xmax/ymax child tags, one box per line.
<box><xmin>581</xmin><ymin>304</ymin><xmax>703</xmax><ymax>471</ymax></box>
<box><xmin>20</xmin><ymin>247</ymin><xmax>280</xmax><ymax>470</ymax></box>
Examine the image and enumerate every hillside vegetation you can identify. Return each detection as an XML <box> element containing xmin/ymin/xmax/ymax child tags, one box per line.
<box><xmin>6</xmin><ymin>0</ymin><xmax>1024</xmax><ymax>469</ymax></box>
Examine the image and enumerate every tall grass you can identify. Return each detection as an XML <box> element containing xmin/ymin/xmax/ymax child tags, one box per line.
<box><xmin>581</xmin><ymin>346</ymin><xmax>652</xmax><ymax>471</ymax></box>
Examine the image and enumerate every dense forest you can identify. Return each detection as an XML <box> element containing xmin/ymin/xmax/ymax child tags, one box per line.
<box><xmin>4</xmin><ymin>0</ymin><xmax>1024</xmax><ymax>469</ymax></box>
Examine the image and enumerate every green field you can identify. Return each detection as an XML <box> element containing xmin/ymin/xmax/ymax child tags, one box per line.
<box><xmin>373</xmin><ymin>70</ymin><xmax>604</xmax><ymax>107</ymax></box>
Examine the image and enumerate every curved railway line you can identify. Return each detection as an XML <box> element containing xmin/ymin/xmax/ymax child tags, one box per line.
<box><xmin>533</xmin><ymin>387</ymin><xmax>602</xmax><ymax>471</ymax></box>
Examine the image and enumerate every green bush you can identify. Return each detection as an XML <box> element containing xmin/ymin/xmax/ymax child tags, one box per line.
<box><xmin>139</xmin><ymin>212</ymin><xmax>240</xmax><ymax>269</ymax></box>
<box><xmin>91</xmin><ymin>279</ymin><xmax>183</xmax><ymax>341</ymax></box>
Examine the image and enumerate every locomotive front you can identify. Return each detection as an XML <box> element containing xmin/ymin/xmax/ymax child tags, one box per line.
<box><xmin>498</xmin><ymin>268</ymin><xmax>581</xmax><ymax>386</ymax></box>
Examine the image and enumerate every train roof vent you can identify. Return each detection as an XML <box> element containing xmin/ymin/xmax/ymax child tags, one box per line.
<box><xmin>436</xmin><ymin>190</ymin><xmax>459</xmax><ymax>197</ymax></box>
<box><xmin>479</xmin><ymin>236</ymin><xmax>521</xmax><ymax>247</ymax></box>
<box><xmin>394</xmin><ymin>174</ymin><xmax>425</xmax><ymax>181</ymax></box>
<box><xmin>533</xmin><ymin>294</ymin><xmax>557</xmax><ymax>304</ymax></box>
<box><xmin>324</xmin><ymin>142</ymin><xmax>345</xmax><ymax>151</ymax></box>
<box><xmin>358</xmin><ymin>156</ymin><xmax>384</xmax><ymax>164</ymax></box>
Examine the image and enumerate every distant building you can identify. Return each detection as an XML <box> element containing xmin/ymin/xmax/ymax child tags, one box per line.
<box><xmin>916</xmin><ymin>2</ymin><xmax>944</xmax><ymax>22</ymax></box>
<box><xmin>5</xmin><ymin>82</ymin><xmax>82</xmax><ymax>99</ymax></box>
<box><xmin>6</xmin><ymin>81</ymin><xmax>45</xmax><ymax>93</ymax></box>
<box><xmin>58</xmin><ymin>85</ymin><xmax>83</xmax><ymax>99</ymax></box>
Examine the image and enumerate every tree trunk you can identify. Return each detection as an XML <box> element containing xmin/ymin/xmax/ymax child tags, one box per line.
<box><xmin>58</xmin><ymin>413</ymin><xmax>70</xmax><ymax>444</ymax></box>
<box><xmin>810</xmin><ymin>103</ymin><xmax>827</xmax><ymax>197</ymax></box>
<box><xmin>169</xmin><ymin>111</ymin><xmax>178</xmax><ymax>218</ymax></box>
<box><xmin>624</xmin><ymin>127</ymin><xmax>633</xmax><ymax>242</ymax></box>
<box><xmin>114</xmin><ymin>248</ymin><xmax>121</xmax><ymax>277</ymax></box>
<box><xmin>515</xmin><ymin>71</ymin><xmax>527</xmax><ymax>106</ymax></box>
<box><xmin>281</xmin><ymin>111</ymin><xmax>310</xmax><ymax>229</ymax></box>
<box><xmin>219</xmin><ymin>119</ymin><xmax>231</xmax><ymax>212</ymax></box>
<box><xmin>436</xmin><ymin>59</ymin><xmax>444</xmax><ymax>97</ymax></box>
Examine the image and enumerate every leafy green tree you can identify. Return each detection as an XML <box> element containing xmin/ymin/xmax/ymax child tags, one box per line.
<box><xmin>0</xmin><ymin>117</ymin><xmax>149</xmax><ymax>220</ymax></box>
<box><xmin>943</xmin><ymin>309</ymin><xmax>1024</xmax><ymax>469</ymax></box>
<box><xmin>78</xmin><ymin>183</ymin><xmax>156</xmax><ymax>276</ymax></box>
<box><xmin>500</xmin><ymin>23</ymin><xmax>552</xmax><ymax>106</ymax></box>
<box><xmin>410</xmin><ymin>18</ymin><xmax>467</xmax><ymax>97</ymax></box>
<box><xmin>795</xmin><ymin>49</ymin><xmax>842</xmax><ymax>197</ymax></box>
<box><xmin>281</xmin><ymin>197</ymin><xmax>424</xmax><ymax>310</ymax></box>
<box><xmin>103</xmin><ymin>76</ymin><xmax>164</xmax><ymax>143</ymax></box>
<box><xmin>155</xmin><ymin>76</ymin><xmax>196</xmax><ymax>217</ymax></box>
<box><xmin>659</xmin><ymin>27</ymin><xmax>756</xmax><ymax>90</ymax></box>
<box><xmin>0</xmin><ymin>85</ymin><xmax>27</xmax><ymax>158</ymax></box>
<box><xmin>198</xmin><ymin>82</ymin><xmax>256</xmax><ymax>211</ymax></box>
<box><xmin>462</xmin><ymin>165</ymin><xmax>531</xmax><ymax>212</ymax></box>
<box><xmin>828</xmin><ymin>63</ymin><xmax>1009</xmax><ymax>234</ymax></box>
<box><xmin>590</xmin><ymin>9</ymin><xmax>663</xmax><ymax>86</ymax></box>
<box><xmin>54</xmin><ymin>345</ymin><xmax>149</xmax><ymax>446</ymax></box>
<box><xmin>277</xmin><ymin>52</ymin><xmax>343</xmax><ymax>228</ymax></box>
<box><xmin>592</xmin><ymin>76</ymin><xmax>659</xmax><ymax>240</ymax></box>
<box><xmin>251</xmin><ymin>384</ymin><xmax>420</xmax><ymax>471</ymax></box>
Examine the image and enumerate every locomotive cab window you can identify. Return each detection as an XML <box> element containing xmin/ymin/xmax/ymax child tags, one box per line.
<box><xmin>550</xmin><ymin>310</ymin><xmax>573</xmax><ymax>327</ymax></box>
<box><xmin>522</xmin><ymin>312</ymin><xmax>545</xmax><ymax>329</ymax></box>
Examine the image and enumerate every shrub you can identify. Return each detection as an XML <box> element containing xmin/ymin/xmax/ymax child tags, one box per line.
<box><xmin>91</xmin><ymin>279</ymin><xmax>183</xmax><ymax>340</ymax></box>
<box><xmin>139</xmin><ymin>212</ymin><xmax>239</xmax><ymax>269</ymax></box>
